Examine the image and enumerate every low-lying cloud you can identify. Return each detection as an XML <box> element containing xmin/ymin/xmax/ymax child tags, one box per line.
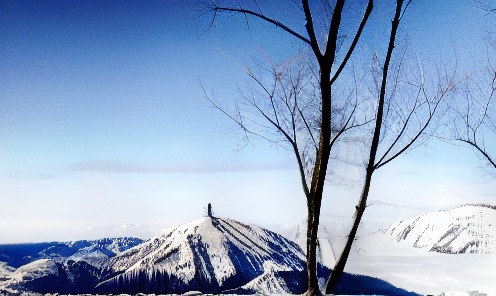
<box><xmin>64</xmin><ymin>160</ymin><xmax>294</xmax><ymax>174</ymax></box>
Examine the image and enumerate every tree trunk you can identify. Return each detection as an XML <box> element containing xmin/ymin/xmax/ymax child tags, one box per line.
<box><xmin>306</xmin><ymin>64</ymin><xmax>333</xmax><ymax>296</ymax></box>
<box><xmin>325</xmin><ymin>170</ymin><xmax>372</xmax><ymax>293</ymax></box>
<box><xmin>324</xmin><ymin>0</ymin><xmax>404</xmax><ymax>293</ymax></box>
<box><xmin>306</xmin><ymin>199</ymin><xmax>322</xmax><ymax>296</ymax></box>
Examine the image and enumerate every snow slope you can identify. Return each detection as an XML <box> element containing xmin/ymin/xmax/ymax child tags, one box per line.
<box><xmin>0</xmin><ymin>237</ymin><xmax>143</xmax><ymax>294</ymax></box>
<box><xmin>345</xmin><ymin>230</ymin><xmax>496</xmax><ymax>296</ymax></box>
<box><xmin>5</xmin><ymin>206</ymin><xmax>493</xmax><ymax>295</ymax></box>
<box><xmin>0</xmin><ymin>259</ymin><xmax>63</xmax><ymax>294</ymax></box>
<box><xmin>0</xmin><ymin>237</ymin><xmax>144</xmax><ymax>269</ymax></box>
<box><xmin>98</xmin><ymin>217</ymin><xmax>306</xmax><ymax>294</ymax></box>
<box><xmin>337</xmin><ymin>204</ymin><xmax>496</xmax><ymax>295</ymax></box>
<box><xmin>388</xmin><ymin>204</ymin><xmax>496</xmax><ymax>254</ymax></box>
<box><xmin>225</xmin><ymin>261</ymin><xmax>296</xmax><ymax>294</ymax></box>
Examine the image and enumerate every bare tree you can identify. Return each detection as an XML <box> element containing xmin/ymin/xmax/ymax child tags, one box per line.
<box><xmin>206</xmin><ymin>45</ymin><xmax>375</xmax><ymax>295</ymax></box>
<box><xmin>201</xmin><ymin>0</ymin><xmax>460</xmax><ymax>294</ymax></box>
<box><xmin>324</xmin><ymin>0</ymin><xmax>463</xmax><ymax>290</ymax></box>
<box><xmin>446</xmin><ymin>42</ymin><xmax>496</xmax><ymax>171</ymax></box>
<box><xmin>433</xmin><ymin>2</ymin><xmax>496</xmax><ymax>174</ymax></box>
<box><xmin>200</xmin><ymin>1</ymin><xmax>373</xmax><ymax>294</ymax></box>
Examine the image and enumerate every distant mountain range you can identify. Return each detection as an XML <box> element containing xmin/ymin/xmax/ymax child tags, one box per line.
<box><xmin>0</xmin><ymin>217</ymin><xmax>315</xmax><ymax>294</ymax></box>
<box><xmin>387</xmin><ymin>204</ymin><xmax>496</xmax><ymax>254</ymax></box>
<box><xmin>0</xmin><ymin>214</ymin><xmax>439</xmax><ymax>295</ymax></box>
<box><xmin>0</xmin><ymin>237</ymin><xmax>144</xmax><ymax>269</ymax></box>
<box><xmin>0</xmin><ymin>238</ymin><xmax>144</xmax><ymax>294</ymax></box>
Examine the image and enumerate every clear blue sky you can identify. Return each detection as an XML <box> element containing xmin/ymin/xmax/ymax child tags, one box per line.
<box><xmin>1</xmin><ymin>0</ymin><xmax>494</xmax><ymax>243</ymax></box>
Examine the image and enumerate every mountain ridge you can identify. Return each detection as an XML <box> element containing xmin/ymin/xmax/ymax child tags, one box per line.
<box><xmin>2</xmin><ymin>215</ymin><xmax>423</xmax><ymax>295</ymax></box>
<box><xmin>387</xmin><ymin>204</ymin><xmax>496</xmax><ymax>254</ymax></box>
<box><xmin>97</xmin><ymin>216</ymin><xmax>306</xmax><ymax>294</ymax></box>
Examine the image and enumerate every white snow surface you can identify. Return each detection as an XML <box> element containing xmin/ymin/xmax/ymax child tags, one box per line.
<box><xmin>343</xmin><ymin>230</ymin><xmax>496</xmax><ymax>296</ymax></box>
<box><xmin>265</xmin><ymin>204</ymin><xmax>496</xmax><ymax>295</ymax></box>
<box><xmin>233</xmin><ymin>261</ymin><xmax>293</xmax><ymax>294</ymax></box>
<box><xmin>0</xmin><ymin>238</ymin><xmax>144</xmax><ymax>293</ymax></box>
<box><xmin>266</xmin><ymin>215</ymin><xmax>354</xmax><ymax>258</ymax></box>
<box><xmin>0</xmin><ymin>259</ymin><xmax>58</xmax><ymax>292</ymax></box>
<box><xmin>388</xmin><ymin>204</ymin><xmax>496</xmax><ymax>253</ymax></box>
<box><xmin>100</xmin><ymin>217</ymin><xmax>305</xmax><ymax>289</ymax></box>
<box><xmin>312</xmin><ymin>204</ymin><xmax>496</xmax><ymax>296</ymax></box>
<box><xmin>0</xmin><ymin>262</ymin><xmax>15</xmax><ymax>279</ymax></box>
<box><xmin>65</xmin><ymin>249</ymin><xmax>109</xmax><ymax>268</ymax></box>
<box><xmin>11</xmin><ymin>259</ymin><xmax>58</xmax><ymax>282</ymax></box>
<box><xmin>2</xmin><ymin>204</ymin><xmax>494</xmax><ymax>295</ymax></box>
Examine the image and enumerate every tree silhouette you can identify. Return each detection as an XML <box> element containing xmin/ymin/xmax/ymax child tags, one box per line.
<box><xmin>201</xmin><ymin>0</ymin><xmax>459</xmax><ymax>294</ymax></box>
<box><xmin>201</xmin><ymin>1</ymin><xmax>373</xmax><ymax>293</ymax></box>
<box><xmin>446</xmin><ymin>42</ymin><xmax>496</xmax><ymax>172</ymax></box>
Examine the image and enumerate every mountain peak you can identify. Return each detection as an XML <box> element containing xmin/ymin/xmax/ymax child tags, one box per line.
<box><xmin>98</xmin><ymin>216</ymin><xmax>305</xmax><ymax>294</ymax></box>
<box><xmin>388</xmin><ymin>204</ymin><xmax>496</xmax><ymax>254</ymax></box>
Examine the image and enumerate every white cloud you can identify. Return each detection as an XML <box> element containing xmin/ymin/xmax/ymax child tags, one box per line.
<box><xmin>0</xmin><ymin>169</ymin><xmax>306</xmax><ymax>243</ymax></box>
<box><xmin>64</xmin><ymin>160</ymin><xmax>294</xmax><ymax>174</ymax></box>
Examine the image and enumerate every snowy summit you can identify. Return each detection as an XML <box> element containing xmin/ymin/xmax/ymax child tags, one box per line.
<box><xmin>97</xmin><ymin>216</ymin><xmax>306</xmax><ymax>294</ymax></box>
<box><xmin>388</xmin><ymin>204</ymin><xmax>496</xmax><ymax>254</ymax></box>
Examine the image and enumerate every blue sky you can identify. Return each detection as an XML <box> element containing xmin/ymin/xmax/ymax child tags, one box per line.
<box><xmin>1</xmin><ymin>0</ymin><xmax>495</xmax><ymax>243</ymax></box>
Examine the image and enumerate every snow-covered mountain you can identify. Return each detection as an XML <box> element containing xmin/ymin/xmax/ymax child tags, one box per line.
<box><xmin>387</xmin><ymin>204</ymin><xmax>496</xmax><ymax>254</ymax></box>
<box><xmin>0</xmin><ymin>237</ymin><xmax>143</xmax><ymax>294</ymax></box>
<box><xmin>1</xmin><ymin>216</ymin><xmax>425</xmax><ymax>295</ymax></box>
<box><xmin>97</xmin><ymin>217</ymin><xmax>307</xmax><ymax>294</ymax></box>
<box><xmin>0</xmin><ymin>218</ymin><xmax>310</xmax><ymax>294</ymax></box>
<box><xmin>61</xmin><ymin>237</ymin><xmax>145</xmax><ymax>268</ymax></box>
<box><xmin>0</xmin><ymin>237</ymin><xmax>144</xmax><ymax>269</ymax></box>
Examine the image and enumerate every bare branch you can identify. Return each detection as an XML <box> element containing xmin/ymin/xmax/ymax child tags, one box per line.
<box><xmin>302</xmin><ymin>0</ymin><xmax>323</xmax><ymax>60</ymax></box>
<box><xmin>246</xmin><ymin>98</ymin><xmax>311</xmax><ymax>196</ymax></box>
<box><xmin>323</xmin><ymin>0</ymin><xmax>345</xmax><ymax>66</ymax></box>
<box><xmin>207</xmin><ymin>2</ymin><xmax>311</xmax><ymax>45</ymax></box>
<box><xmin>376</xmin><ymin>85</ymin><xmax>448</xmax><ymax>169</ymax></box>
<box><xmin>457</xmin><ymin>139</ymin><xmax>496</xmax><ymax>169</ymax></box>
<box><xmin>330</xmin><ymin>0</ymin><xmax>374</xmax><ymax>85</ymax></box>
